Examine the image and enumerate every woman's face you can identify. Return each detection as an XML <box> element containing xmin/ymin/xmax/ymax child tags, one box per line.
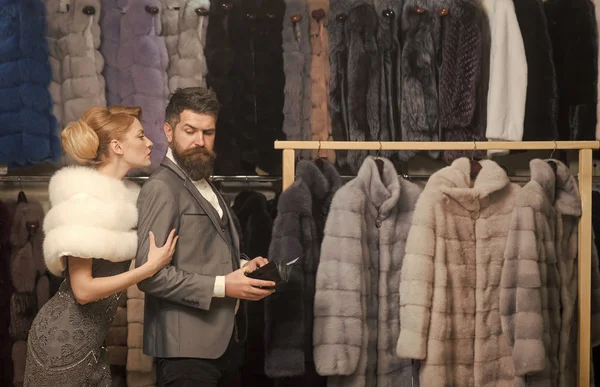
<box><xmin>120</xmin><ymin>118</ymin><xmax>153</xmax><ymax>168</ymax></box>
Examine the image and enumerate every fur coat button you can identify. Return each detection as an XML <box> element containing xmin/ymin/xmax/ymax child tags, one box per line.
<box><xmin>336</xmin><ymin>13</ymin><xmax>347</xmax><ymax>22</ymax></box>
<box><xmin>290</xmin><ymin>14</ymin><xmax>302</xmax><ymax>23</ymax></box>
<box><xmin>438</xmin><ymin>8</ymin><xmax>449</xmax><ymax>16</ymax></box>
<box><xmin>221</xmin><ymin>2</ymin><xmax>234</xmax><ymax>11</ymax></box>
<box><xmin>376</xmin><ymin>218</ymin><xmax>382</xmax><ymax>228</ymax></box>
<box><xmin>145</xmin><ymin>5</ymin><xmax>159</xmax><ymax>14</ymax></box>
<box><xmin>312</xmin><ymin>9</ymin><xmax>326</xmax><ymax>21</ymax></box>
<box><xmin>82</xmin><ymin>6</ymin><xmax>96</xmax><ymax>15</ymax></box>
<box><xmin>195</xmin><ymin>7</ymin><xmax>209</xmax><ymax>16</ymax></box>
<box><xmin>471</xmin><ymin>210</ymin><xmax>480</xmax><ymax>220</ymax></box>
<box><xmin>415</xmin><ymin>7</ymin><xmax>425</xmax><ymax>14</ymax></box>
<box><xmin>382</xmin><ymin>9</ymin><xmax>395</xmax><ymax>18</ymax></box>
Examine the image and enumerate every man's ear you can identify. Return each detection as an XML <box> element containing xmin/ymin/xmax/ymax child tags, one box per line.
<box><xmin>109</xmin><ymin>139</ymin><xmax>124</xmax><ymax>156</ymax></box>
<box><xmin>164</xmin><ymin>122</ymin><xmax>174</xmax><ymax>143</ymax></box>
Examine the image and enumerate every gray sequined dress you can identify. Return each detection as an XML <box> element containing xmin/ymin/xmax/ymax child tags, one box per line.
<box><xmin>24</xmin><ymin>258</ymin><xmax>130</xmax><ymax>387</ymax></box>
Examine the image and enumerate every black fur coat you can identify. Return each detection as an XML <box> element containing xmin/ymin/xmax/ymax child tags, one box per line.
<box><xmin>514</xmin><ymin>0</ymin><xmax>558</xmax><ymax>141</ymax></box>
<box><xmin>232</xmin><ymin>191</ymin><xmax>274</xmax><ymax>385</ymax></box>
<box><xmin>208</xmin><ymin>0</ymin><xmax>286</xmax><ymax>175</ymax></box>
<box><xmin>545</xmin><ymin>0</ymin><xmax>598</xmax><ymax>140</ymax></box>
<box><xmin>264</xmin><ymin>160</ymin><xmax>341</xmax><ymax>377</ymax></box>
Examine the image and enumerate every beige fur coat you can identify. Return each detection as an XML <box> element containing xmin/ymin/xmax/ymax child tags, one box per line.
<box><xmin>397</xmin><ymin>158</ymin><xmax>520</xmax><ymax>386</ymax></box>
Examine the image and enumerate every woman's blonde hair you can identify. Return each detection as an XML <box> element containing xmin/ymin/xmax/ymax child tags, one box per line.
<box><xmin>61</xmin><ymin>105</ymin><xmax>142</xmax><ymax>166</ymax></box>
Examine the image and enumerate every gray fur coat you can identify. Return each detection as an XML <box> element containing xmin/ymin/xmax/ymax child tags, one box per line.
<box><xmin>500</xmin><ymin>159</ymin><xmax>600</xmax><ymax>386</ymax></box>
<box><xmin>313</xmin><ymin>156</ymin><xmax>422</xmax><ymax>387</ymax></box>
<box><xmin>397</xmin><ymin>158</ymin><xmax>520</xmax><ymax>387</ymax></box>
<box><xmin>264</xmin><ymin>160</ymin><xmax>342</xmax><ymax>377</ymax></box>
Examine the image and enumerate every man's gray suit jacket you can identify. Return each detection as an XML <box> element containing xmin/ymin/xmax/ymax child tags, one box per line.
<box><xmin>135</xmin><ymin>158</ymin><xmax>241</xmax><ymax>359</ymax></box>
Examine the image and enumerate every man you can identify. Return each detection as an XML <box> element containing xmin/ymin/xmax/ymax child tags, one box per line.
<box><xmin>135</xmin><ymin>87</ymin><xmax>275</xmax><ymax>386</ymax></box>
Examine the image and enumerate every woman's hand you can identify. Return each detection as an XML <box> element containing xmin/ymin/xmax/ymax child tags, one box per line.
<box><xmin>144</xmin><ymin>229</ymin><xmax>179</xmax><ymax>277</ymax></box>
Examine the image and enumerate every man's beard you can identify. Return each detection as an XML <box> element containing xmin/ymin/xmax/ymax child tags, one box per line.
<box><xmin>171</xmin><ymin>142</ymin><xmax>216</xmax><ymax>181</ymax></box>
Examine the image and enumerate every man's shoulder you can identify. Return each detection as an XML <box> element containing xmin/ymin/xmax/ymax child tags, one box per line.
<box><xmin>141</xmin><ymin>166</ymin><xmax>183</xmax><ymax>194</ymax></box>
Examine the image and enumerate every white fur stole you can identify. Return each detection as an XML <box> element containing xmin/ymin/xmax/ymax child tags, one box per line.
<box><xmin>43</xmin><ymin>166</ymin><xmax>140</xmax><ymax>276</ymax></box>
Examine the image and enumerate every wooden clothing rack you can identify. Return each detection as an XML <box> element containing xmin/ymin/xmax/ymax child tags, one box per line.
<box><xmin>274</xmin><ymin>140</ymin><xmax>600</xmax><ymax>387</ymax></box>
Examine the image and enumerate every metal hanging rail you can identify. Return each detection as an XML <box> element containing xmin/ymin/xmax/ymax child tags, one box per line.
<box><xmin>274</xmin><ymin>139</ymin><xmax>600</xmax><ymax>387</ymax></box>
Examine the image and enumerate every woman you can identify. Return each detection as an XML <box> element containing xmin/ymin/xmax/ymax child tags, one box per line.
<box><xmin>23</xmin><ymin>106</ymin><xmax>178</xmax><ymax>386</ymax></box>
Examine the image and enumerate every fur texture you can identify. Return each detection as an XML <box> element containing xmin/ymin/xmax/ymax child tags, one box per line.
<box><xmin>344</xmin><ymin>3</ymin><xmax>380</xmax><ymax>173</ymax></box>
<box><xmin>313</xmin><ymin>157</ymin><xmax>421</xmax><ymax>387</ymax></box>
<box><xmin>545</xmin><ymin>0</ymin><xmax>598</xmax><ymax>141</ymax></box>
<box><xmin>168</xmin><ymin>0</ymin><xmax>210</xmax><ymax>90</ymax></box>
<box><xmin>308</xmin><ymin>0</ymin><xmax>335</xmax><ymax>162</ymax></box>
<box><xmin>499</xmin><ymin>159</ymin><xmax>564</xmax><ymax>385</ymax></box>
<box><xmin>206</xmin><ymin>0</ymin><xmax>242</xmax><ymax>174</ymax></box>
<box><xmin>100</xmin><ymin>0</ymin><xmax>124</xmax><ymax>105</ymax></box>
<box><xmin>0</xmin><ymin>201</ymin><xmax>13</xmax><ymax>385</ymax></box>
<box><xmin>42</xmin><ymin>166</ymin><xmax>140</xmax><ymax>276</ymax></box>
<box><xmin>400</xmin><ymin>0</ymin><xmax>439</xmax><ymax>161</ymax></box>
<box><xmin>439</xmin><ymin>0</ymin><xmax>488</xmax><ymax>164</ymax></box>
<box><xmin>281</xmin><ymin>0</ymin><xmax>311</xmax><ymax>160</ymax></box>
<box><xmin>63</xmin><ymin>0</ymin><xmax>106</xmax><ymax>126</ymax></box>
<box><xmin>481</xmin><ymin>0</ymin><xmax>527</xmax><ymax>147</ymax></box>
<box><xmin>397</xmin><ymin>158</ymin><xmax>520</xmax><ymax>386</ymax></box>
<box><xmin>265</xmin><ymin>160</ymin><xmax>341</xmax><ymax>377</ymax></box>
<box><xmin>327</xmin><ymin>0</ymin><xmax>351</xmax><ymax>167</ymax></box>
<box><xmin>160</xmin><ymin>0</ymin><xmax>183</xmax><ymax>93</ymax></box>
<box><xmin>514</xmin><ymin>0</ymin><xmax>558</xmax><ymax>141</ymax></box>
<box><xmin>231</xmin><ymin>191</ymin><xmax>273</xmax><ymax>383</ymax></box>
<box><xmin>118</xmin><ymin>0</ymin><xmax>169</xmax><ymax>175</ymax></box>
<box><xmin>374</xmin><ymin>0</ymin><xmax>402</xmax><ymax>164</ymax></box>
<box><xmin>0</xmin><ymin>0</ymin><xmax>60</xmax><ymax>167</ymax></box>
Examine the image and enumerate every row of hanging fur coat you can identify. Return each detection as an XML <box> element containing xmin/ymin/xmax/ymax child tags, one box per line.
<box><xmin>264</xmin><ymin>159</ymin><xmax>341</xmax><ymax>381</ymax></box>
<box><xmin>313</xmin><ymin>156</ymin><xmax>422</xmax><ymax>387</ymax></box>
<box><xmin>0</xmin><ymin>0</ymin><xmax>60</xmax><ymax>167</ymax></box>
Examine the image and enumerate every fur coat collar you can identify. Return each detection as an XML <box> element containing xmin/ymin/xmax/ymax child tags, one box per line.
<box><xmin>429</xmin><ymin>157</ymin><xmax>510</xmax><ymax>211</ymax></box>
<box><xmin>43</xmin><ymin>166</ymin><xmax>140</xmax><ymax>276</ymax></box>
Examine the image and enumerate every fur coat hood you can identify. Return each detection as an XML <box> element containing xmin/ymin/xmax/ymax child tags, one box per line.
<box><xmin>264</xmin><ymin>159</ymin><xmax>341</xmax><ymax>377</ymax></box>
<box><xmin>314</xmin><ymin>156</ymin><xmax>421</xmax><ymax>387</ymax></box>
<box><xmin>397</xmin><ymin>158</ymin><xmax>520</xmax><ymax>386</ymax></box>
<box><xmin>43</xmin><ymin>166</ymin><xmax>140</xmax><ymax>276</ymax></box>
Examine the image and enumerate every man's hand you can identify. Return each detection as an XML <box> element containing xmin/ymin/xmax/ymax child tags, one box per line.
<box><xmin>243</xmin><ymin>256</ymin><xmax>269</xmax><ymax>272</ymax></box>
<box><xmin>225</xmin><ymin>257</ymin><xmax>275</xmax><ymax>300</ymax></box>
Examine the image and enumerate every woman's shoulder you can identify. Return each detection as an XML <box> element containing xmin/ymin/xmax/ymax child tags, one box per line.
<box><xmin>48</xmin><ymin>166</ymin><xmax>139</xmax><ymax>207</ymax></box>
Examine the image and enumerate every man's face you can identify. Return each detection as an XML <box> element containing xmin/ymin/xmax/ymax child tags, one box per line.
<box><xmin>164</xmin><ymin>110</ymin><xmax>217</xmax><ymax>181</ymax></box>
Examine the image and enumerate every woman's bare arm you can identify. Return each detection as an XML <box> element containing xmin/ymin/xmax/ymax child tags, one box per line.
<box><xmin>68</xmin><ymin>257</ymin><xmax>155</xmax><ymax>304</ymax></box>
<box><xmin>68</xmin><ymin>230</ymin><xmax>178</xmax><ymax>304</ymax></box>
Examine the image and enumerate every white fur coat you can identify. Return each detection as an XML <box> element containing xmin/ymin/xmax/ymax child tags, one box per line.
<box><xmin>43</xmin><ymin>166</ymin><xmax>140</xmax><ymax>276</ymax></box>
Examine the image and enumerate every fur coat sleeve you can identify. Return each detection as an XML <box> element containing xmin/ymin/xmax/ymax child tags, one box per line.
<box><xmin>0</xmin><ymin>0</ymin><xmax>60</xmax><ymax>167</ymax></box>
<box><xmin>42</xmin><ymin>166</ymin><xmax>140</xmax><ymax>276</ymax></box>
<box><xmin>481</xmin><ymin>0</ymin><xmax>527</xmax><ymax>146</ymax></box>
<box><xmin>118</xmin><ymin>0</ymin><xmax>169</xmax><ymax>174</ymax></box>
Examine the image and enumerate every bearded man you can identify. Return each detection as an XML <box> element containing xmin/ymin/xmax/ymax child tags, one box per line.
<box><xmin>135</xmin><ymin>87</ymin><xmax>275</xmax><ymax>387</ymax></box>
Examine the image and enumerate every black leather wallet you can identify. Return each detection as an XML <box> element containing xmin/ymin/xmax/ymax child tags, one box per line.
<box><xmin>245</xmin><ymin>256</ymin><xmax>301</xmax><ymax>289</ymax></box>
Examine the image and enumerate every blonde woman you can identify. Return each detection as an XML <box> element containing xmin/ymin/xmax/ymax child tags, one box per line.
<box><xmin>24</xmin><ymin>106</ymin><xmax>178</xmax><ymax>386</ymax></box>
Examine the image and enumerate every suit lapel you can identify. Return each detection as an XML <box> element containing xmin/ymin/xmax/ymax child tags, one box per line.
<box><xmin>161</xmin><ymin>158</ymin><xmax>226</xmax><ymax>239</ymax></box>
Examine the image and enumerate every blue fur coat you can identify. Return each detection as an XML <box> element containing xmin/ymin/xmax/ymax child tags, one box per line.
<box><xmin>0</xmin><ymin>0</ymin><xmax>60</xmax><ymax>167</ymax></box>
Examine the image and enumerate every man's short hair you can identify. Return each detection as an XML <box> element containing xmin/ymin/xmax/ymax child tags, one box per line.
<box><xmin>165</xmin><ymin>87</ymin><xmax>221</xmax><ymax>129</ymax></box>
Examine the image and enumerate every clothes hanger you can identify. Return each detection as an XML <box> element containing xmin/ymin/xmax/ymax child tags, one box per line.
<box><xmin>469</xmin><ymin>139</ymin><xmax>482</xmax><ymax>180</ymax></box>
<box><xmin>375</xmin><ymin>141</ymin><xmax>384</xmax><ymax>177</ymax></box>
<box><xmin>547</xmin><ymin>140</ymin><xmax>558</xmax><ymax>175</ymax></box>
<box><xmin>314</xmin><ymin>141</ymin><xmax>325</xmax><ymax>171</ymax></box>
<box><xmin>17</xmin><ymin>177</ymin><xmax>28</xmax><ymax>204</ymax></box>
